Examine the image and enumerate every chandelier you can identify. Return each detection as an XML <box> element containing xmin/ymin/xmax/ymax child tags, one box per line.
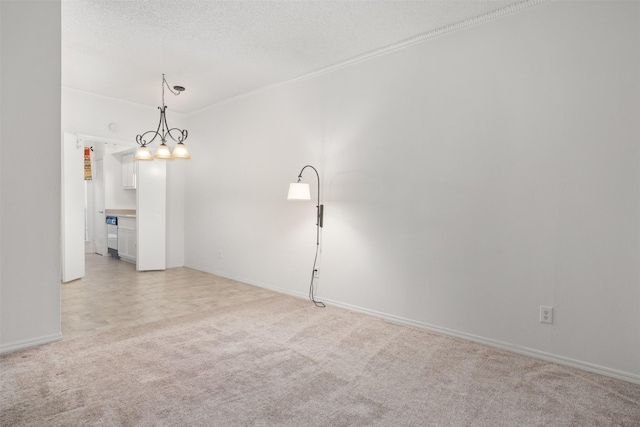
<box><xmin>135</xmin><ymin>74</ymin><xmax>190</xmax><ymax>160</ymax></box>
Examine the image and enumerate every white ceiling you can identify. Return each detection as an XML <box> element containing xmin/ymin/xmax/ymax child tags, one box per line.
<box><xmin>62</xmin><ymin>0</ymin><xmax>528</xmax><ymax>114</ymax></box>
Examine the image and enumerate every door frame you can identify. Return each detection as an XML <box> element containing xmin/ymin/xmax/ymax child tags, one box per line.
<box><xmin>61</xmin><ymin>132</ymin><xmax>85</xmax><ymax>283</ymax></box>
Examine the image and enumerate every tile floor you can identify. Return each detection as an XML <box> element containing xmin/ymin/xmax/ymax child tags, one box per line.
<box><xmin>61</xmin><ymin>254</ymin><xmax>276</xmax><ymax>340</ymax></box>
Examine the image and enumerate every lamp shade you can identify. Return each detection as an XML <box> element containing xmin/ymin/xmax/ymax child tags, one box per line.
<box><xmin>154</xmin><ymin>143</ymin><xmax>172</xmax><ymax>159</ymax></box>
<box><xmin>134</xmin><ymin>146</ymin><xmax>154</xmax><ymax>161</ymax></box>
<box><xmin>171</xmin><ymin>142</ymin><xmax>191</xmax><ymax>159</ymax></box>
<box><xmin>287</xmin><ymin>182</ymin><xmax>311</xmax><ymax>200</ymax></box>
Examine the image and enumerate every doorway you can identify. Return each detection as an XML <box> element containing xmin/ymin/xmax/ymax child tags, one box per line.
<box><xmin>61</xmin><ymin>133</ymin><xmax>169</xmax><ymax>282</ymax></box>
<box><xmin>82</xmin><ymin>138</ymin><xmax>128</xmax><ymax>260</ymax></box>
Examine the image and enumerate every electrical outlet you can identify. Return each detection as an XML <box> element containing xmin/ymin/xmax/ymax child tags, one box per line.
<box><xmin>314</xmin><ymin>269</ymin><xmax>319</xmax><ymax>278</ymax></box>
<box><xmin>540</xmin><ymin>306</ymin><xmax>553</xmax><ymax>324</ymax></box>
<box><xmin>218</xmin><ymin>250</ymin><xmax>223</xmax><ymax>259</ymax></box>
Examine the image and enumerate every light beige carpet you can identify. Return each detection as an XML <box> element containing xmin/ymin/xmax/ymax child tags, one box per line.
<box><xmin>2</xmin><ymin>293</ymin><xmax>639</xmax><ymax>426</ymax></box>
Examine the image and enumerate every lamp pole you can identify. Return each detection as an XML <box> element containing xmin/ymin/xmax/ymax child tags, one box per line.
<box><xmin>294</xmin><ymin>165</ymin><xmax>325</xmax><ymax>307</ymax></box>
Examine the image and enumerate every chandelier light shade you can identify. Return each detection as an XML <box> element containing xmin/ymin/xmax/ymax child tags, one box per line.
<box><xmin>135</xmin><ymin>74</ymin><xmax>191</xmax><ymax>161</ymax></box>
<box><xmin>172</xmin><ymin>142</ymin><xmax>191</xmax><ymax>159</ymax></box>
<box><xmin>154</xmin><ymin>143</ymin><xmax>172</xmax><ymax>159</ymax></box>
<box><xmin>134</xmin><ymin>146</ymin><xmax>154</xmax><ymax>161</ymax></box>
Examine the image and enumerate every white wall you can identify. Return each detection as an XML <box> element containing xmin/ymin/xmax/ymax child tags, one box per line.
<box><xmin>63</xmin><ymin>89</ymin><xmax>160</xmax><ymax>146</ymax></box>
<box><xmin>185</xmin><ymin>1</ymin><xmax>640</xmax><ymax>382</ymax></box>
<box><xmin>0</xmin><ymin>1</ymin><xmax>62</xmax><ymax>351</ymax></box>
<box><xmin>62</xmin><ymin>89</ymin><xmax>185</xmax><ymax>267</ymax></box>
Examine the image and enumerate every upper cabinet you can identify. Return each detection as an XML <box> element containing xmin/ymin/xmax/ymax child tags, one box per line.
<box><xmin>104</xmin><ymin>145</ymin><xmax>136</xmax><ymax>209</ymax></box>
<box><xmin>121</xmin><ymin>153</ymin><xmax>137</xmax><ymax>189</ymax></box>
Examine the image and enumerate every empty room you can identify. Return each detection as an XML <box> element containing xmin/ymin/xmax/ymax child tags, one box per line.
<box><xmin>1</xmin><ymin>0</ymin><xmax>639</xmax><ymax>425</ymax></box>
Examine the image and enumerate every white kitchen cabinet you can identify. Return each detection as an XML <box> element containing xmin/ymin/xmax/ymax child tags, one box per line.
<box><xmin>121</xmin><ymin>153</ymin><xmax>136</xmax><ymax>189</ymax></box>
<box><xmin>117</xmin><ymin>216</ymin><xmax>136</xmax><ymax>263</ymax></box>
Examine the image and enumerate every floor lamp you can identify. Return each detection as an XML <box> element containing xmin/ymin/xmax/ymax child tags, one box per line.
<box><xmin>288</xmin><ymin>165</ymin><xmax>325</xmax><ymax>307</ymax></box>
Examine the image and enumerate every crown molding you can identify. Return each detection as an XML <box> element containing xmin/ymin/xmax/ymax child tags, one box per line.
<box><xmin>62</xmin><ymin>86</ymin><xmax>187</xmax><ymax>116</ymax></box>
<box><xmin>191</xmin><ymin>0</ymin><xmax>545</xmax><ymax>115</ymax></box>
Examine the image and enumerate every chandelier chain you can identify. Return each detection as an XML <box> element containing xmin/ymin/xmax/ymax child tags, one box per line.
<box><xmin>162</xmin><ymin>74</ymin><xmax>182</xmax><ymax>105</ymax></box>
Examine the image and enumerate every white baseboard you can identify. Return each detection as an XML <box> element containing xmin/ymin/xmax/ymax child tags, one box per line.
<box><xmin>187</xmin><ymin>265</ymin><xmax>640</xmax><ymax>386</ymax></box>
<box><xmin>0</xmin><ymin>332</ymin><xmax>63</xmax><ymax>354</ymax></box>
<box><xmin>319</xmin><ymin>298</ymin><xmax>640</xmax><ymax>386</ymax></box>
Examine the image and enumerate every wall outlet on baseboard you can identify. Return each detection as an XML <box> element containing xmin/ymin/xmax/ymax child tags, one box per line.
<box><xmin>314</xmin><ymin>269</ymin><xmax>319</xmax><ymax>278</ymax></box>
<box><xmin>540</xmin><ymin>306</ymin><xmax>553</xmax><ymax>324</ymax></box>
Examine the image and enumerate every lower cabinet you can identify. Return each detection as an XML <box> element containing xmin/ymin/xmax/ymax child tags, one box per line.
<box><xmin>117</xmin><ymin>217</ymin><xmax>136</xmax><ymax>263</ymax></box>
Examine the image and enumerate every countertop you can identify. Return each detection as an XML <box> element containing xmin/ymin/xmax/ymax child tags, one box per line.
<box><xmin>105</xmin><ymin>209</ymin><xmax>136</xmax><ymax>218</ymax></box>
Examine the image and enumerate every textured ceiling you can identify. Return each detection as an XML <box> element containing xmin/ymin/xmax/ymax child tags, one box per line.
<box><xmin>62</xmin><ymin>0</ymin><xmax>529</xmax><ymax>114</ymax></box>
